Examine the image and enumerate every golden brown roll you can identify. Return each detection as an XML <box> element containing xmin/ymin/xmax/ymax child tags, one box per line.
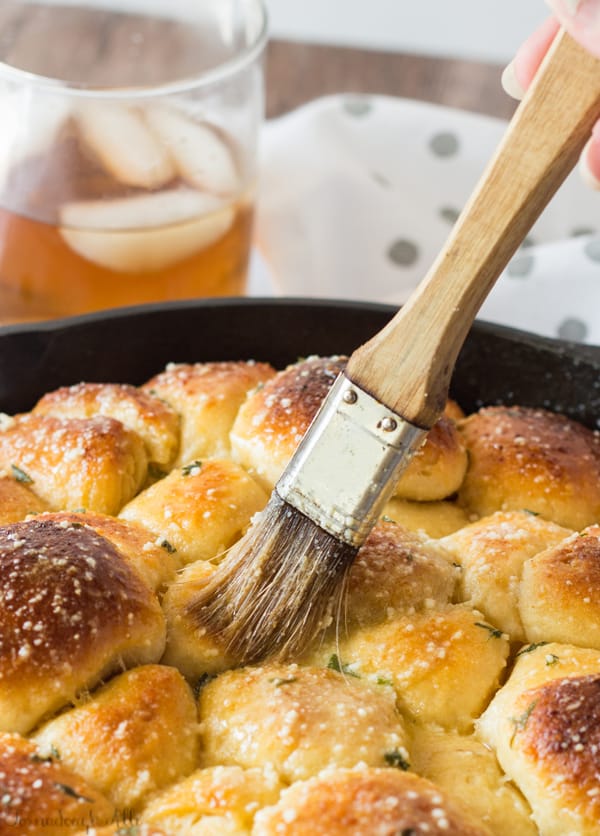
<box><xmin>142</xmin><ymin>360</ymin><xmax>275</xmax><ymax>466</ymax></box>
<box><xmin>142</xmin><ymin>766</ymin><xmax>282</xmax><ymax>835</ymax></box>
<box><xmin>229</xmin><ymin>356</ymin><xmax>345</xmax><ymax>491</ymax></box>
<box><xmin>382</xmin><ymin>497</ymin><xmax>471</xmax><ymax>538</ymax></box>
<box><xmin>478</xmin><ymin>642</ymin><xmax>600</xmax><ymax>836</ymax></box>
<box><xmin>199</xmin><ymin>663</ymin><xmax>410</xmax><ymax>783</ymax></box>
<box><xmin>0</xmin><ymin>517</ymin><xmax>165</xmax><ymax>734</ymax></box>
<box><xmin>252</xmin><ymin>767</ymin><xmax>492</xmax><ymax>836</ymax></box>
<box><xmin>32</xmin><ymin>664</ymin><xmax>199</xmax><ymax>812</ymax></box>
<box><xmin>0</xmin><ymin>414</ymin><xmax>147</xmax><ymax>515</ymax></box>
<box><xmin>28</xmin><ymin>510</ymin><xmax>180</xmax><ymax>592</ymax></box>
<box><xmin>307</xmin><ymin>605</ymin><xmax>509</xmax><ymax>732</ymax></box>
<box><xmin>119</xmin><ymin>458</ymin><xmax>268</xmax><ymax>565</ymax></box>
<box><xmin>440</xmin><ymin>510</ymin><xmax>572</xmax><ymax>641</ymax></box>
<box><xmin>0</xmin><ymin>472</ymin><xmax>49</xmax><ymax>524</ymax></box>
<box><xmin>78</xmin><ymin>827</ymin><xmax>167</xmax><ymax>836</ymax></box>
<box><xmin>231</xmin><ymin>355</ymin><xmax>467</xmax><ymax>501</ymax></box>
<box><xmin>458</xmin><ymin>405</ymin><xmax>600</xmax><ymax>529</ymax></box>
<box><xmin>410</xmin><ymin>725</ymin><xmax>536</xmax><ymax>836</ymax></box>
<box><xmin>0</xmin><ymin>732</ymin><xmax>114</xmax><ymax>836</ymax></box>
<box><xmin>161</xmin><ymin>559</ymin><xmax>234</xmax><ymax>679</ymax></box>
<box><xmin>32</xmin><ymin>382</ymin><xmax>180</xmax><ymax>470</ymax></box>
<box><xmin>393</xmin><ymin>413</ymin><xmax>468</xmax><ymax>501</ymax></box>
<box><xmin>338</xmin><ymin>519</ymin><xmax>457</xmax><ymax>629</ymax></box>
<box><xmin>520</xmin><ymin>524</ymin><xmax>600</xmax><ymax>649</ymax></box>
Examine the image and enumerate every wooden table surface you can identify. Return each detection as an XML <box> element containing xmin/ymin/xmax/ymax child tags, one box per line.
<box><xmin>266</xmin><ymin>39</ymin><xmax>518</xmax><ymax>122</ymax></box>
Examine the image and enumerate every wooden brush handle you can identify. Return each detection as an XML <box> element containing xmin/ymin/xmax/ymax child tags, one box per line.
<box><xmin>346</xmin><ymin>28</ymin><xmax>600</xmax><ymax>428</ymax></box>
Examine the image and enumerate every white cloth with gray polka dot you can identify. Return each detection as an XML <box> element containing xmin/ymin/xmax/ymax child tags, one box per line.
<box><xmin>254</xmin><ymin>95</ymin><xmax>600</xmax><ymax>344</ymax></box>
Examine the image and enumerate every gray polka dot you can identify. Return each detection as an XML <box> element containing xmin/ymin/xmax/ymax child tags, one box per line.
<box><xmin>371</xmin><ymin>171</ymin><xmax>391</xmax><ymax>188</ymax></box>
<box><xmin>571</xmin><ymin>226</ymin><xmax>596</xmax><ymax>238</ymax></box>
<box><xmin>439</xmin><ymin>206</ymin><xmax>460</xmax><ymax>224</ymax></box>
<box><xmin>430</xmin><ymin>132</ymin><xmax>459</xmax><ymax>158</ymax></box>
<box><xmin>584</xmin><ymin>237</ymin><xmax>600</xmax><ymax>261</ymax></box>
<box><xmin>557</xmin><ymin>318</ymin><xmax>588</xmax><ymax>341</ymax></box>
<box><xmin>506</xmin><ymin>254</ymin><xmax>535</xmax><ymax>278</ymax></box>
<box><xmin>343</xmin><ymin>97</ymin><xmax>373</xmax><ymax>117</ymax></box>
<box><xmin>388</xmin><ymin>239</ymin><xmax>419</xmax><ymax>268</ymax></box>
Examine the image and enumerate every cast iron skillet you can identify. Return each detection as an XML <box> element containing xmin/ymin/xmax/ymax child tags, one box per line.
<box><xmin>0</xmin><ymin>298</ymin><xmax>599</xmax><ymax>428</ymax></box>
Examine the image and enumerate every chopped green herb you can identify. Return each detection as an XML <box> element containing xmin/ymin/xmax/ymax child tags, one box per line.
<box><xmin>193</xmin><ymin>672</ymin><xmax>217</xmax><ymax>698</ymax></box>
<box><xmin>384</xmin><ymin>749</ymin><xmax>410</xmax><ymax>771</ymax></box>
<box><xmin>11</xmin><ymin>464</ymin><xmax>33</xmax><ymax>484</ymax></box>
<box><xmin>148</xmin><ymin>463</ymin><xmax>167</xmax><ymax>482</ymax></box>
<box><xmin>523</xmin><ymin>509</ymin><xmax>539</xmax><ymax>516</ymax></box>
<box><xmin>160</xmin><ymin>539</ymin><xmax>177</xmax><ymax>554</ymax></box>
<box><xmin>452</xmin><ymin>561</ymin><xmax>462</xmax><ymax>569</ymax></box>
<box><xmin>271</xmin><ymin>677</ymin><xmax>298</xmax><ymax>687</ymax></box>
<box><xmin>381</xmin><ymin>515</ymin><xmax>394</xmax><ymax>523</ymax></box>
<box><xmin>376</xmin><ymin>675</ymin><xmax>394</xmax><ymax>686</ymax></box>
<box><xmin>116</xmin><ymin>828</ymin><xmax>140</xmax><ymax>836</ymax></box>
<box><xmin>50</xmin><ymin>744</ymin><xmax>61</xmax><ymax>760</ymax></box>
<box><xmin>70</xmin><ymin>522</ymin><xmax>84</xmax><ymax>529</ymax></box>
<box><xmin>54</xmin><ymin>783</ymin><xmax>94</xmax><ymax>803</ymax></box>
<box><xmin>510</xmin><ymin>700</ymin><xmax>538</xmax><ymax>745</ymax></box>
<box><xmin>181</xmin><ymin>460</ymin><xmax>202</xmax><ymax>476</ymax></box>
<box><xmin>545</xmin><ymin>653</ymin><xmax>560</xmax><ymax>666</ymax></box>
<box><xmin>70</xmin><ymin>508</ymin><xmax>87</xmax><ymax>514</ymax></box>
<box><xmin>516</xmin><ymin>642</ymin><xmax>549</xmax><ymax>657</ymax></box>
<box><xmin>475</xmin><ymin>622</ymin><xmax>504</xmax><ymax>640</ymax></box>
<box><xmin>327</xmin><ymin>654</ymin><xmax>360</xmax><ymax>677</ymax></box>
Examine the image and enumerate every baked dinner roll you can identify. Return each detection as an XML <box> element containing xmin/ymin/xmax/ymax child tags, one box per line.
<box><xmin>478</xmin><ymin>642</ymin><xmax>600</xmax><ymax>836</ymax></box>
<box><xmin>307</xmin><ymin>605</ymin><xmax>509</xmax><ymax>732</ymax></box>
<box><xmin>382</xmin><ymin>497</ymin><xmax>470</xmax><ymax>538</ymax></box>
<box><xmin>32</xmin><ymin>382</ymin><xmax>180</xmax><ymax>471</ymax></box>
<box><xmin>440</xmin><ymin>510</ymin><xmax>572</xmax><ymax>641</ymax></box>
<box><xmin>119</xmin><ymin>458</ymin><xmax>268</xmax><ymax>565</ymax></box>
<box><xmin>199</xmin><ymin>664</ymin><xmax>410</xmax><ymax>783</ymax></box>
<box><xmin>410</xmin><ymin>725</ymin><xmax>536</xmax><ymax>836</ymax></box>
<box><xmin>0</xmin><ymin>472</ymin><xmax>49</xmax><ymax>524</ymax></box>
<box><xmin>79</xmin><ymin>827</ymin><xmax>166</xmax><ymax>836</ymax></box>
<box><xmin>0</xmin><ymin>517</ymin><xmax>165</xmax><ymax>734</ymax></box>
<box><xmin>29</xmin><ymin>510</ymin><xmax>180</xmax><ymax>592</ymax></box>
<box><xmin>458</xmin><ymin>405</ymin><xmax>600</xmax><ymax>529</ymax></box>
<box><xmin>0</xmin><ymin>414</ymin><xmax>147</xmax><ymax>515</ymax></box>
<box><xmin>393</xmin><ymin>413</ymin><xmax>468</xmax><ymax>501</ymax></box>
<box><xmin>231</xmin><ymin>356</ymin><xmax>466</xmax><ymax>501</ymax></box>
<box><xmin>520</xmin><ymin>524</ymin><xmax>600</xmax><ymax>650</ymax></box>
<box><xmin>230</xmin><ymin>356</ymin><xmax>345</xmax><ymax>491</ymax></box>
<box><xmin>252</xmin><ymin>766</ymin><xmax>492</xmax><ymax>836</ymax></box>
<box><xmin>0</xmin><ymin>732</ymin><xmax>115</xmax><ymax>836</ymax></box>
<box><xmin>338</xmin><ymin>519</ymin><xmax>457</xmax><ymax>629</ymax></box>
<box><xmin>142</xmin><ymin>765</ymin><xmax>282</xmax><ymax>835</ymax></box>
<box><xmin>161</xmin><ymin>559</ymin><xmax>235</xmax><ymax>679</ymax></box>
<box><xmin>142</xmin><ymin>360</ymin><xmax>275</xmax><ymax>466</ymax></box>
<box><xmin>32</xmin><ymin>664</ymin><xmax>199</xmax><ymax>812</ymax></box>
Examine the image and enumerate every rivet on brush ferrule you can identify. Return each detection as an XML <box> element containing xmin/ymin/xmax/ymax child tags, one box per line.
<box><xmin>275</xmin><ymin>372</ymin><xmax>426</xmax><ymax>548</ymax></box>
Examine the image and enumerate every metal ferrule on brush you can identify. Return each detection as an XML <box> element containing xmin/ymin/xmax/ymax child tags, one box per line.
<box><xmin>275</xmin><ymin>372</ymin><xmax>426</xmax><ymax>548</ymax></box>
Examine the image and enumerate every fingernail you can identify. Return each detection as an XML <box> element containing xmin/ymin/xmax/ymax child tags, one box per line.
<box><xmin>501</xmin><ymin>61</ymin><xmax>525</xmax><ymax>100</ymax></box>
<box><xmin>579</xmin><ymin>135</ymin><xmax>600</xmax><ymax>190</ymax></box>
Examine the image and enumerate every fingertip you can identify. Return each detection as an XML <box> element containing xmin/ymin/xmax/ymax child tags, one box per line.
<box><xmin>579</xmin><ymin>134</ymin><xmax>600</xmax><ymax>190</ymax></box>
<box><xmin>501</xmin><ymin>61</ymin><xmax>525</xmax><ymax>100</ymax></box>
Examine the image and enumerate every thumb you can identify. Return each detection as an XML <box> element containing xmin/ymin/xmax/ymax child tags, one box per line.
<box><xmin>546</xmin><ymin>0</ymin><xmax>600</xmax><ymax>57</ymax></box>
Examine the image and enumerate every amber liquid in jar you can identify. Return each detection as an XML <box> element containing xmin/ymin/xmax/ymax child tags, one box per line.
<box><xmin>0</xmin><ymin>115</ymin><xmax>255</xmax><ymax>324</ymax></box>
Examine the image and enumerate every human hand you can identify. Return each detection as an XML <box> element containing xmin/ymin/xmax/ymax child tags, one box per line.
<box><xmin>502</xmin><ymin>1</ymin><xmax>600</xmax><ymax>187</ymax></box>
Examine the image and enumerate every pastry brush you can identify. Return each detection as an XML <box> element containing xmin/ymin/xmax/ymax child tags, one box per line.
<box><xmin>188</xmin><ymin>29</ymin><xmax>600</xmax><ymax>663</ymax></box>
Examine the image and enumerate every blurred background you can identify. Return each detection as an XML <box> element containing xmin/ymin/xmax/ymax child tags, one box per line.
<box><xmin>264</xmin><ymin>0</ymin><xmax>546</xmax><ymax>64</ymax></box>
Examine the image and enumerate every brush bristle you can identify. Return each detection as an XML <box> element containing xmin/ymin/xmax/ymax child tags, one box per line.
<box><xmin>186</xmin><ymin>493</ymin><xmax>358</xmax><ymax>664</ymax></box>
